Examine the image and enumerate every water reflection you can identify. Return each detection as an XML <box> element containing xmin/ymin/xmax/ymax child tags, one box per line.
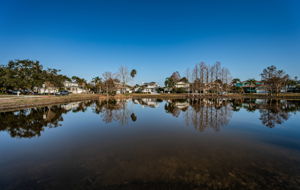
<box><xmin>232</xmin><ymin>99</ymin><xmax>300</xmax><ymax>128</ymax></box>
<box><xmin>0</xmin><ymin>106</ymin><xmax>66</xmax><ymax>138</ymax></box>
<box><xmin>165</xmin><ymin>99</ymin><xmax>232</xmax><ymax>131</ymax></box>
<box><xmin>1</xmin><ymin>98</ymin><xmax>300</xmax><ymax>138</ymax></box>
<box><xmin>1</xmin><ymin>98</ymin><xmax>300</xmax><ymax>190</ymax></box>
<box><xmin>133</xmin><ymin>98</ymin><xmax>162</xmax><ymax>108</ymax></box>
<box><xmin>93</xmin><ymin>99</ymin><xmax>135</xmax><ymax>125</ymax></box>
<box><xmin>0</xmin><ymin>101</ymin><xmax>94</xmax><ymax>138</ymax></box>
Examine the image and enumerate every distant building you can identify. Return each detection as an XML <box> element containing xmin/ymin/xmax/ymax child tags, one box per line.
<box><xmin>63</xmin><ymin>81</ymin><xmax>87</xmax><ymax>94</ymax></box>
<box><xmin>235</xmin><ymin>81</ymin><xmax>266</xmax><ymax>93</ymax></box>
<box><xmin>35</xmin><ymin>81</ymin><xmax>88</xmax><ymax>94</ymax></box>
<box><xmin>35</xmin><ymin>82</ymin><xmax>59</xmax><ymax>94</ymax></box>
<box><xmin>141</xmin><ymin>82</ymin><xmax>159</xmax><ymax>94</ymax></box>
<box><xmin>114</xmin><ymin>82</ymin><xmax>133</xmax><ymax>94</ymax></box>
<box><xmin>175</xmin><ymin>81</ymin><xmax>189</xmax><ymax>88</ymax></box>
<box><xmin>234</xmin><ymin>81</ymin><xmax>290</xmax><ymax>93</ymax></box>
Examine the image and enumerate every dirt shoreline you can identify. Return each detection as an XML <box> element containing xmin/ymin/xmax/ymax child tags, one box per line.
<box><xmin>1</xmin><ymin>93</ymin><xmax>300</xmax><ymax>112</ymax></box>
<box><xmin>0</xmin><ymin>94</ymin><xmax>100</xmax><ymax>112</ymax></box>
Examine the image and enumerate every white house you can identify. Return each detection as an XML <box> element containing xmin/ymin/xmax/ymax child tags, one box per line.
<box><xmin>175</xmin><ymin>81</ymin><xmax>190</xmax><ymax>89</ymax></box>
<box><xmin>114</xmin><ymin>82</ymin><xmax>133</xmax><ymax>94</ymax></box>
<box><xmin>35</xmin><ymin>82</ymin><xmax>59</xmax><ymax>94</ymax></box>
<box><xmin>63</xmin><ymin>81</ymin><xmax>87</xmax><ymax>94</ymax></box>
<box><xmin>141</xmin><ymin>82</ymin><xmax>159</xmax><ymax>94</ymax></box>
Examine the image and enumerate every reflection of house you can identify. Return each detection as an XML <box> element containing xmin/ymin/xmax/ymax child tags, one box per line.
<box><xmin>174</xmin><ymin>102</ymin><xmax>190</xmax><ymax>109</ymax></box>
<box><xmin>43</xmin><ymin>109</ymin><xmax>56</xmax><ymax>121</ymax></box>
<box><xmin>63</xmin><ymin>81</ymin><xmax>87</xmax><ymax>94</ymax></box>
<box><xmin>133</xmin><ymin>98</ymin><xmax>160</xmax><ymax>108</ymax></box>
<box><xmin>255</xmin><ymin>99</ymin><xmax>267</xmax><ymax>104</ymax></box>
<box><xmin>61</xmin><ymin>102</ymin><xmax>81</xmax><ymax>111</ymax></box>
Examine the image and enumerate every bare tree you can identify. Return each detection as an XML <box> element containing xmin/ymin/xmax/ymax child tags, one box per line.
<box><xmin>170</xmin><ymin>71</ymin><xmax>181</xmax><ymax>82</ymax></box>
<box><xmin>192</xmin><ymin>64</ymin><xmax>199</xmax><ymax>93</ymax></box>
<box><xmin>118</xmin><ymin>66</ymin><xmax>130</xmax><ymax>94</ymax></box>
<box><xmin>214</xmin><ymin>61</ymin><xmax>221</xmax><ymax>81</ymax></box>
<box><xmin>189</xmin><ymin>61</ymin><xmax>231</xmax><ymax>94</ymax></box>
<box><xmin>210</xmin><ymin>64</ymin><xmax>216</xmax><ymax>83</ymax></box>
<box><xmin>102</xmin><ymin>72</ymin><xmax>116</xmax><ymax>97</ymax></box>
<box><xmin>220</xmin><ymin>67</ymin><xmax>231</xmax><ymax>93</ymax></box>
<box><xmin>199</xmin><ymin>62</ymin><xmax>207</xmax><ymax>93</ymax></box>
<box><xmin>185</xmin><ymin>68</ymin><xmax>191</xmax><ymax>83</ymax></box>
<box><xmin>185</xmin><ymin>68</ymin><xmax>191</xmax><ymax>94</ymax></box>
<box><xmin>261</xmin><ymin>65</ymin><xmax>289</xmax><ymax>95</ymax></box>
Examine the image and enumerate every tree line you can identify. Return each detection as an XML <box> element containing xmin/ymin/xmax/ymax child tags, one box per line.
<box><xmin>0</xmin><ymin>60</ymin><xmax>68</xmax><ymax>92</ymax></box>
<box><xmin>91</xmin><ymin>66</ymin><xmax>137</xmax><ymax>95</ymax></box>
<box><xmin>165</xmin><ymin>62</ymin><xmax>299</xmax><ymax>95</ymax></box>
<box><xmin>0</xmin><ymin>59</ymin><xmax>137</xmax><ymax>94</ymax></box>
<box><xmin>165</xmin><ymin>61</ymin><xmax>231</xmax><ymax>94</ymax></box>
<box><xmin>1</xmin><ymin>59</ymin><xmax>299</xmax><ymax>95</ymax></box>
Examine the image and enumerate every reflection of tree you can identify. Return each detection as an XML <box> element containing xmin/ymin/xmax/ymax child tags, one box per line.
<box><xmin>258</xmin><ymin>100</ymin><xmax>298</xmax><ymax>128</ymax></box>
<box><xmin>2</xmin><ymin>98</ymin><xmax>299</xmax><ymax>138</ymax></box>
<box><xmin>232</xmin><ymin>98</ymin><xmax>300</xmax><ymax>128</ymax></box>
<box><xmin>0</xmin><ymin>101</ymin><xmax>96</xmax><ymax>138</ymax></box>
<box><xmin>188</xmin><ymin>99</ymin><xmax>232</xmax><ymax>132</ymax></box>
<box><xmin>93</xmin><ymin>99</ymin><xmax>131</xmax><ymax>125</ymax></box>
<box><xmin>231</xmin><ymin>99</ymin><xmax>242</xmax><ymax>112</ymax></box>
<box><xmin>164</xmin><ymin>101</ymin><xmax>181</xmax><ymax>117</ymax></box>
<box><xmin>131</xmin><ymin>113</ymin><xmax>137</xmax><ymax>122</ymax></box>
<box><xmin>72</xmin><ymin>101</ymin><xmax>94</xmax><ymax>113</ymax></box>
<box><xmin>165</xmin><ymin>99</ymin><xmax>232</xmax><ymax>132</ymax></box>
<box><xmin>164</xmin><ymin>99</ymin><xmax>190</xmax><ymax>117</ymax></box>
<box><xmin>0</xmin><ymin>106</ymin><xmax>68</xmax><ymax>138</ymax></box>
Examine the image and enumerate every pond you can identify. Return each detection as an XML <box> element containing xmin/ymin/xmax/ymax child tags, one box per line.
<box><xmin>0</xmin><ymin>98</ymin><xmax>300</xmax><ymax>190</ymax></box>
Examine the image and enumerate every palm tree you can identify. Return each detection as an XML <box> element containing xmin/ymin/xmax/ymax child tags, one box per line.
<box><xmin>72</xmin><ymin>76</ymin><xmax>87</xmax><ymax>93</ymax></box>
<box><xmin>231</xmin><ymin>78</ymin><xmax>241</xmax><ymax>85</ymax></box>
<box><xmin>92</xmin><ymin>76</ymin><xmax>101</xmax><ymax>83</ymax></box>
<box><xmin>230</xmin><ymin>78</ymin><xmax>241</xmax><ymax>94</ymax></box>
<box><xmin>246</xmin><ymin>79</ymin><xmax>256</xmax><ymax>93</ymax></box>
<box><xmin>92</xmin><ymin>76</ymin><xmax>102</xmax><ymax>93</ymax></box>
<box><xmin>130</xmin><ymin>69</ymin><xmax>137</xmax><ymax>78</ymax></box>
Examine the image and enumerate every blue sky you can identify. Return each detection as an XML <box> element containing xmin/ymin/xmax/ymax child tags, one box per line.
<box><xmin>0</xmin><ymin>0</ymin><xmax>300</xmax><ymax>85</ymax></box>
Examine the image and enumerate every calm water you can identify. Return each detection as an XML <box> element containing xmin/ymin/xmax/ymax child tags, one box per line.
<box><xmin>1</xmin><ymin>98</ymin><xmax>300</xmax><ymax>190</ymax></box>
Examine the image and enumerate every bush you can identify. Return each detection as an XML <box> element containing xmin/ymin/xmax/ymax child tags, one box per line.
<box><xmin>174</xmin><ymin>88</ymin><xmax>187</xmax><ymax>93</ymax></box>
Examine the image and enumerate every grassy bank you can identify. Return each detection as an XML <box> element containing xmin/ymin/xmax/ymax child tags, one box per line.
<box><xmin>1</xmin><ymin>93</ymin><xmax>300</xmax><ymax>111</ymax></box>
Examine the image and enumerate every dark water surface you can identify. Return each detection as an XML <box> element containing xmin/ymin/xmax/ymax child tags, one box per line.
<box><xmin>1</xmin><ymin>98</ymin><xmax>300</xmax><ymax>190</ymax></box>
